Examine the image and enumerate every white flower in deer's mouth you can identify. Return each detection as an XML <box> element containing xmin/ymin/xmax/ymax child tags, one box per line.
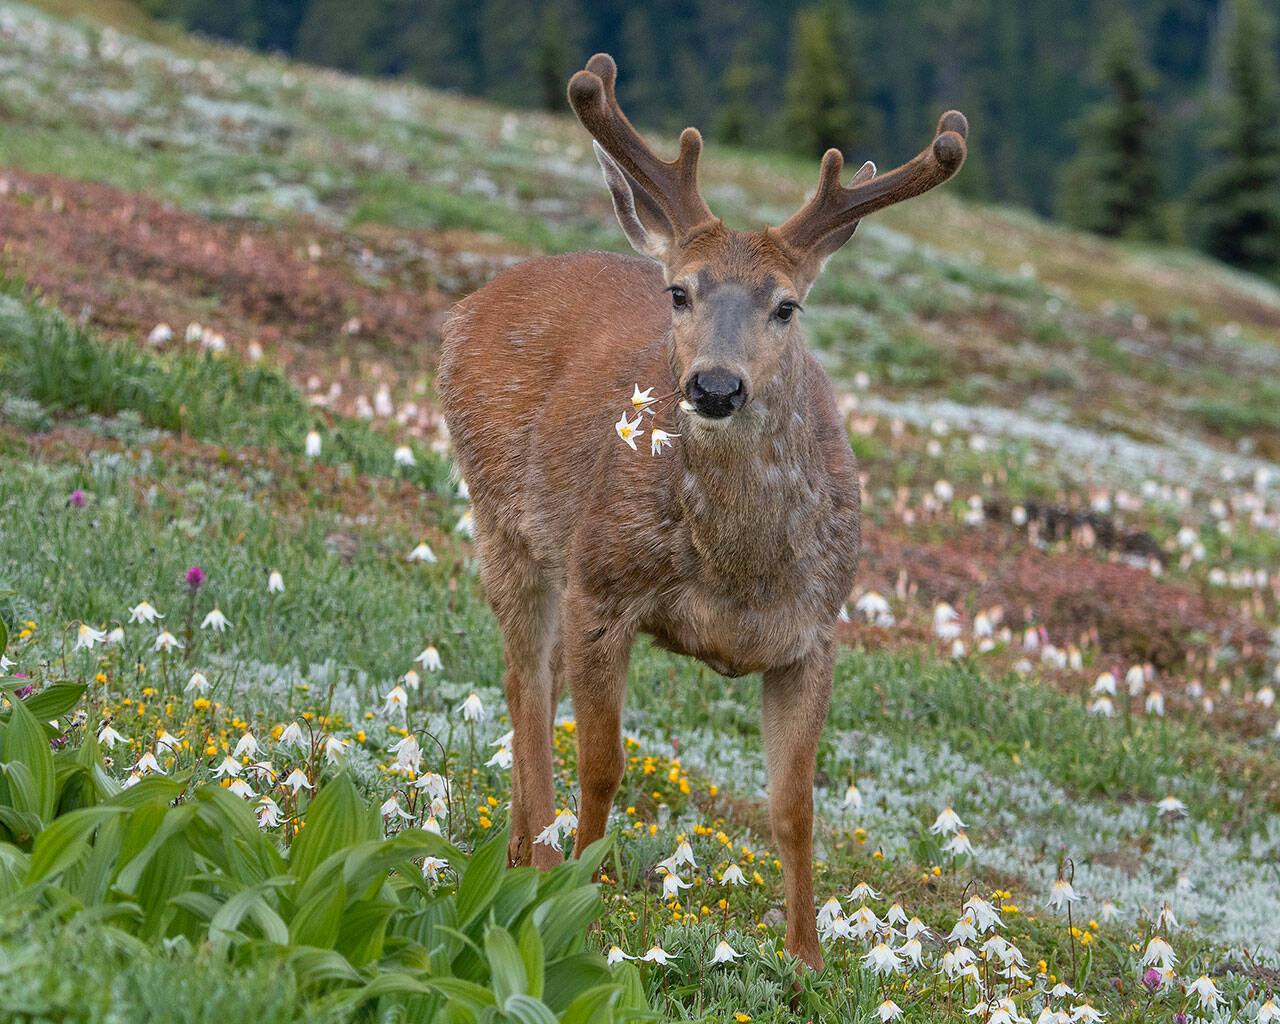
<box><xmin>631</xmin><ymin>384</ymin><xmax>655</xmax><ymax>410</ymax></box>
<box><xmin>615</xmin><ymin>411</ymin><xmax>644</xmax><ymax>450</ymax></box>
<box><xmin>649</xmin><ymin>428</ymin><xmax>679</xmax><ymax>455</ymax></box>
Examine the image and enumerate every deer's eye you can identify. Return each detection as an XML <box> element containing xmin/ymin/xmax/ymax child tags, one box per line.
<box><xmin>774</xmin><ymin>300</ymin><xmax>800</xmax><ymax>323</ymax></box>
<box><xmin>667</xmin><ymin>286</ymin><xmax>689</xmax><ymax>310</ymax></box>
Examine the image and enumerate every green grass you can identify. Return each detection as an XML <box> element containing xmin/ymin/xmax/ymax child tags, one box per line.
<box><xmin>0</xmin><ymin>281</ymin><xmax>451</xmax><ymax>489</ymax></box>
<box><xmin>0</xmin><ymin>916</ymin><xmax>345</xmax><ymax>1024</ymax></box>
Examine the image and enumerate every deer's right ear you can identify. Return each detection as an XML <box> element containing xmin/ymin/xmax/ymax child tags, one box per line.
<box><xmin>593</xmin><ymin>141</ymin><xmax>676</xmax><ymax>262</ymax></box>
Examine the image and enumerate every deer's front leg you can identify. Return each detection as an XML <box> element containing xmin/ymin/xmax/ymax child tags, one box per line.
<box><xmin>762</xmin><ymin>639</ymin><xmax>834</xmax><ymax>971</ymax></box>
<box><xmin>561</xmin><ymin>587</ymin><xmax>633</xmax><ymax>857</ymax></box>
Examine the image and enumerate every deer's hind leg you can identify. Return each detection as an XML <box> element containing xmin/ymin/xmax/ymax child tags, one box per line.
<box><xmin>477</xmin><ymin>525</ymin><xmax>563</xmax><ymax>869</ymax></box>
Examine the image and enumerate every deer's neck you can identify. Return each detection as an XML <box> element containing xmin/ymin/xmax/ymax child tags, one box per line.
<box><xmin>676</xmin><ymin>372</ymin><xmax>825</xmax><ymax>586</ymax></box>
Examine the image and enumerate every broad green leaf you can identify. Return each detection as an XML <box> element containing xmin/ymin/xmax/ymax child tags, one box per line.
<box><xmin>169</xmin><ymin>890</ymin><xmax>221</xmax><ymax>921</ymax></box>
<box><xmin>490</xmin><ymin>866</ymin><xmax>540</xmax><ymax>928</ymax></box>
<box><xmin>560</xmin><ymin>984</ymin><xmax>622</xmax><ymax>1024</ymax></box>
<box><xmin>610</xmin><ymin>962</ymin><xmax>649</xmax><ymax>1017</ymax></box>
<box><xmin>105</xmin><ymin>775</ymin><xmax>184</xmax><ymax>810</ymax></box>
<box><xmin>425</xmin><ymin>977</ymin><xmax>497</xmax><ymax>1011</ymax></box>
<box><xmin>0</xmin><ymin>804</ymin><xmax>41</xmax><ymax>843</ymax></box>
<box><xmin>27</xmin><ymin>804</ymin><xmax>124</xmax><ymax>883</ymax></box>
<box><xmin>340</xmin><ymin>830</ymin><xmax>456</xmax><ymax>894</ymax></box>
<box><xmin>134</xmin><ymin>831</ymin><xmax>195</xmax><ymax>933</ymax></box>
<box><xmin>534</xmin><ymin>885</ymin><xmax>603</xmax><ymax>960</ymax></box>
<box><xmin>289</xmin><ymin>868</ymin><xmax>346</xmax><ymax>948</ymax></box>
<box><xmin>209</xmin><ymin>884</ymin><xmax>290</xmax><ymax>952</ymax></box>
<box><xmin>485</xmin><ymin>924</ymin><xmax>528</xmax><ymax>1004</ymax></box>
<box><xmin>456</xmin><ymin>827</ymin><xmax>507</xmax><ymax>930</ymax></box>
<box><xmin>503</xmin><ymin>994</ymin><xmax>558</xmax><ymax>1024</ymax></box>
<box><xmin>288</xmin><ymin>774</ymin><xmax>374</xmax><ymax>883</ymax></box>
<box><xmin>542</xmin><ymin>954</ymin><xmax>611</xmax><ymax>1013</ymax></box>
<box><xmin>517</xmin><ymin>915</ymin><xmax>545</xmax><ymax>1001</ymax></box>
<box><xmin>570</xmin><ymin>835</ymin><xmax>613</xmax><ymax>886</ymax></box>
<box><xmin>4</xmin><ymin>698</ymin><xmax>55</xmax><ymax>820</ymax></box>
<box><xmin>0</xmin><ymin>616</ymin><xmax>7</xmax><ymax>656</ymax></box>
<box><xmin>10</xmin><ymin>683</ymin><xmax>86</xmax><ymax>724</ymax></box>
<box><xmin>114</xmin><ymin>803</ymin><xmax>197</xmax><ymax>893</ymax></box>
<box><xmin>285</xmin><ymin>946</ymin><xmax>364</xmax><ymax>987</ymax></box>
<box><xmin>353</xmin><ymin>971</ymin><xmax>435</xmax><ymax>1000</ymax></box>
<box><xmin>334</xmin><ymin>897</ymin><xmax>396</xmax><ymax>966</ymax></box>
<box><xmin>0</xmin><ymin>841</ymin><xmax>29</xmax><ymax>897</ymax></box>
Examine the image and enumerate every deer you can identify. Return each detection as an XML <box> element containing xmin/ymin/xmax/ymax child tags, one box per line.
<box><xmin>437</xmin><ymin>52</ymin><xmax>967</xmax><ymax>969</ymax></box>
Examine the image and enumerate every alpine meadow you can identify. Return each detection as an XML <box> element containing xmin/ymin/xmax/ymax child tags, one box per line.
<box><xmin>4</xmin><ymin>3</ymin><xmax>1280</xmax><ymax>1024</ymax></box>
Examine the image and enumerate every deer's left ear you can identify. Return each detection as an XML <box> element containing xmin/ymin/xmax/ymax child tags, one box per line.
<box><xmin>593</xmin><ymin>141</ymin><xmax>676</xmax><ymax>263</ymax></box>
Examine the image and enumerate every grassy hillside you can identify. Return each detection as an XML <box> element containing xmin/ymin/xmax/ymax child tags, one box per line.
<box><xmin>3</xmin><ymin>2</ymin><xmax>1280</xmax><ymax>1022</ymax></box>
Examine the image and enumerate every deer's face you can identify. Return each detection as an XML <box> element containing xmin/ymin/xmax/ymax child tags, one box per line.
<box><xmin>665</xmin><ymin>230</ymin><xmax>805</xmax><ymax>424</ymax></box>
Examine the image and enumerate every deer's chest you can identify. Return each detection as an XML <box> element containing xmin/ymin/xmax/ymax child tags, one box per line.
<box><xmin>640</xmin><ymin>576</ymin><xmax>831</xmax><ymax>677</ymax></box>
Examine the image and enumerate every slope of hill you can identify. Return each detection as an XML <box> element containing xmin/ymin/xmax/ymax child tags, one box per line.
<box><xmin>4</xmin><ymin>3</ymin><xmax>1280</xmax><ymax>1021</ymax></box>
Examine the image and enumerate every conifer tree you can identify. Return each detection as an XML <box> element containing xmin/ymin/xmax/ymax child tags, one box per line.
<box><xmin>1194</xmin><ymin>0</ymin><xmax>1280</xmax><ymax>277</ymax></box>
<box><xmin>1058</xmin><ymin>16</ymin><xmax>1164</xmax><ymax>240</ymax></box>
<box><xmin>782</xmin><ymin>2</ymin><xmax>868</xmax><ymax>157</ymax></box>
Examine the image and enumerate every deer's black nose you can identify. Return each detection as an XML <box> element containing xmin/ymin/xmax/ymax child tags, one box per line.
<box><xmin>686</xmin><ymin>368</ymin><xmax>745</xmax><ymax>418</ymax></box>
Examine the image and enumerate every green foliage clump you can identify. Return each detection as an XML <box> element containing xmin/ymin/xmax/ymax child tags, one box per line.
<box><xmin>1058</xmin><ymin>15</ymin><xmax>1165</xmax><ymax>241</ymax></box>
<box><xmin>1192</xmin><ymin>0</ymin><xmax>1280</xmax><ymax>278</ymax></box>
<box><xmin>782</xmin><ymin>2</ymin><xmax>873</xmax><ymax>158</ymax></box>
<box><xmin>0</xmin><ymin>282</ymin><xmax>448</xmax><ymax>490</ymax></box>
<box><xmin>0</xmin><ymin>689</ymin><xmax>644</xmax><ymax>1024</ymax></box>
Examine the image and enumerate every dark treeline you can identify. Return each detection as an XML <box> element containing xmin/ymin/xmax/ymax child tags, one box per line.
<box><xmin>140</xmin><ymin>0</ymin><xmax>1280</xmax><ymax>277</ymax></box>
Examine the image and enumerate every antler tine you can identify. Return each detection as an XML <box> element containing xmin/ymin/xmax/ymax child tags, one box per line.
<box><xmin>777</xmin><ymin>110</ymin><xmax>969</xmax><ymax>257</ymax></box>
<box><xmin>568</xmin><ymin>53</ymin><xmax>716</xmax><ymax>240</ymax></box>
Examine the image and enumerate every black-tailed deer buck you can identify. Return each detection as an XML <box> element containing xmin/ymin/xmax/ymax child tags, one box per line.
<box><xmin>438</xmin><ymin>53</ymin><xmax>967</xmax><ymax>968</ymax></box>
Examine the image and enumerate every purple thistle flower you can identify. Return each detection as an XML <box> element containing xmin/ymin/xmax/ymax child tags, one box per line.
<box><xmin>15</xmin><ymin>684</ymin><xmax>34</xmax><ymax>699</ymax></box>
<box><xmin>1174</xmin><ymin>1014</ymin><xmax>1188</xmax><ymax>1024</ymax></box>
<box><xmin>69</xmin><ymin>489</ymin><xmax>86</xmax><ymax>508</ymax></box>
<box><xmin>185</xmin><ymin>566</ymin><xmax>206</xmax><ymax>592</ymax></box>
<box><xmin>1142</xmin><ymin>968</ymin><xmax>1162</xmax><ymax>992</ymax></box>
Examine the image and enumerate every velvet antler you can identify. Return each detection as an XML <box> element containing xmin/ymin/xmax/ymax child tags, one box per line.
<box><xmin>776</xmin><ymin>111</ymin><xmax>969</xmax><ymax>257</ymax></box>
<box><xmin>568</xmin><ymin>53</ymin><xmax>718</xmax><ymax>240</ymax></box>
